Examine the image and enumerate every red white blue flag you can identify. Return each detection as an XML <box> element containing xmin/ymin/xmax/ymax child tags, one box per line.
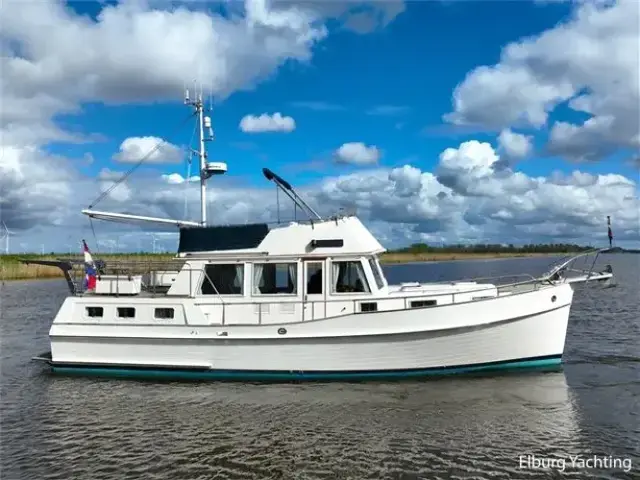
<box><xmin>82</xmin><ymin>239</ymin><xmax>97</xmax><ymax>290</ymax></box>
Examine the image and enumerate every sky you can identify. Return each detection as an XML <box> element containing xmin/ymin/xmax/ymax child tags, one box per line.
<box><xmin>0</xmin><ymin>0</ymin><xmax>639</xmax><ymax>254</ymax></box>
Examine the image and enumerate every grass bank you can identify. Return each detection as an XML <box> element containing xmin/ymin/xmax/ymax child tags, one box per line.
<box><xmin>0</xmin><ymin>254</ymin><xmax>174</xmax><ymax>282</ymax></box>
<box><xmin>0</xmin><ymin>251</ymin><xmax>563</xmax><ymax>282</ymax></box>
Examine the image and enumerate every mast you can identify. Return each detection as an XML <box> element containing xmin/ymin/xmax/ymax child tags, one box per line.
<box><xmin>83</xmin><ymin>84</ymin><xmax>226</xmax><ymax>229</ymax></box>
<box><xmin>198</xmin><ymin>92</ymin><xmax>207</xmax><ymax>226</ymax></box>
<box><xmin>184</xmin><ymin>85</ymin><xmax>226</xmax><ymax>228</ymax></box>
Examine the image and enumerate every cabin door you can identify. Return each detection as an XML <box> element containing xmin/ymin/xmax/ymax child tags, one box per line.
<box><xmin>303</xmin><ymin>261</ymin><xmax>326</xmax><ymax>321</ymax></box>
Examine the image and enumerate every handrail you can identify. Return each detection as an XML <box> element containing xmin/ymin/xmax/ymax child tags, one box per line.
<box><xmin>37</xmin><ymin>247</ymin><xmax>612</xmax><ymax>298</ymax></box>
<box><xmin>433</xmin><ymin>273</ymin><xmax>538</xmax><ymax>285</ymax></box>
<box><xmin>538</xmin><ymin>248</ymin><xmax>611</xmax><ymax>284</ymax></box>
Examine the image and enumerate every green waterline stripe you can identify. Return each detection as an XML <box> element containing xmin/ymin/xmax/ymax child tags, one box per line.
<box><xmin>50</xmin><ymin>355</ymin><xmax>562</xmax><ymax>382</ymax></box>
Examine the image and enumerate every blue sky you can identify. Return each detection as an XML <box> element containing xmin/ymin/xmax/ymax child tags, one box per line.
<box><xmin>2</xmin><ymin>0</ymin><xmax>639</xmax><ymax>252</ymax></box>
<box><xmin>51</xmin><ymin>0</ymin><xmax>630</xmax><ymax>184</ymax></box>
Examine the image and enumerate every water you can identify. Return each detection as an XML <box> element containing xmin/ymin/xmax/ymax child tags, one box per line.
<box><xmin>1</xmin><ymin>255</ymin><xmax>638</xmax><ymax>479</ymax></box>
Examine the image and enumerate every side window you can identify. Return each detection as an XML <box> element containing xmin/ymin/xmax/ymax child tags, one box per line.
<box><xmin>155</xmin><ymin>308</ymin><xmax>175</xmax><ymax>319</ymax></box>
<box><xmin>86</xmin><ymin>307</ymin><xmax>103</xmax><ymax>317</ymax></box>
<box><xmin>201</xmin><ymin>264</ymin><xmax>244</xmax><ymax>295</ymax></box>
<box><xmin>117</xmin><ymin>307</ymin><xmax>135</xmax><ymax>318</ymax></box>
<box><xmin>253</xmin><ymin>262</ymin><xmax>298</xmax><ymax>294</ymax></box>
<box><xmin>331</xmin><ymin>261</ymin><xmax>371</xmax><ymax>294</ymax></box>
<box><xmin>305</xmin><ymin>262</ymin><xmax>323</xmax><ymax>295</ymax></box>
<box><xmin>368</xmin><ymin>257</ymin><xmax>385</xmax><ymax>290</ymax></box>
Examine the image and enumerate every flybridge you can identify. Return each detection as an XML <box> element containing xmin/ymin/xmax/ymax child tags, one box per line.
<box><xmin>178</xmin><ymin>223</ymin><xmax>270</xmax><ymax>253</ymax></box>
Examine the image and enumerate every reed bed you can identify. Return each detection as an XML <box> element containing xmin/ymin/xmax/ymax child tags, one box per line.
<box><xmin>379</xmin><ymin>251</ymin><xmax>555</xmax><ymax>264</ymax></box>
<box><xmin>0</xmin><ymin>251</ymin><xmax>554</xmax><ymax>281</ymax></box>
<box><xmin>0</xmin><ymin>254</ymin><xmax>174</xmax><ymax>281</ymax></box>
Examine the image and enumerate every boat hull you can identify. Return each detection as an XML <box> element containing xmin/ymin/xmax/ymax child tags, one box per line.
<box><xmin>47</xmin><ymin>354</ymin><xmax>562</xmax><ymax>381</ymax></box>
<box><xmin>43</xmin><ymin>296</ymin><xmax>572</xmax><ymax>382</ymax></box>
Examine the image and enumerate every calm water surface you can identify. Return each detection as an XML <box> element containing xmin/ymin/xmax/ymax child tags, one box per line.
<box><xmin>1</xmin><ymin>255</ymin><xmax>638</xmax><ymax>479</ymax></box>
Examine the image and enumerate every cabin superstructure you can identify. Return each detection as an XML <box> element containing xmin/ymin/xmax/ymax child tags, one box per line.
<box><xmin>56</xmin><ymin>210</ymin><xmax>516</xmax><ymax>330</ymax></box>
<box><xmin>163</xmin><ymin>214</ymin><xmax>389</xmax><ymax>299</ymax></box>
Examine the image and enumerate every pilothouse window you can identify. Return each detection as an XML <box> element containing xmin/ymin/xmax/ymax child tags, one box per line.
<box><xmin>201</xmin><ymin>264</ymin><xmax>244</xmax><ymax>295</ymax></box>
<box><xmin>253</xmin><ymin>262</ymin><xmax>297</xmax><ymax>295</ymax></box>
<box><xmin>368</xmin><ymin>258</ymin><xmax>385</xmax><ymax>290</ymax></box>
<box><xmin>332</xmin><ymin>261</ymin><xmax>370</xmax><ymax>293</ymax></box>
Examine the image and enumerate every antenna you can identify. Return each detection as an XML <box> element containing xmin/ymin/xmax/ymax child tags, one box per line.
<box><xmin>184</xmin><ymin>155</ymin><xmax>191</xmax><ymax>220</ymax></box>
<box><xmin>184</xmin><ymin>80</ymin><xmax>227</xmax><ymax>227</ymax></box>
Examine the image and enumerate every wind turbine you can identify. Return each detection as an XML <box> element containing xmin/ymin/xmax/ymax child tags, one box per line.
<box><xmin>0</xmin><ymin>221</ymin><xmax>16</xmax><ymax>255</ymax></box>
<box><xmin>145</xmin><ymin>232</ymin><xmax>158</xmax><ymax>253</ymax></box>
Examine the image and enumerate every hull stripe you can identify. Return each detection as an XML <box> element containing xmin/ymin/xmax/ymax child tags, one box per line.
<box><xmin>48</xmin><ymin>354</ymin><xmax>563</xmax><ymax>381</ymax></box>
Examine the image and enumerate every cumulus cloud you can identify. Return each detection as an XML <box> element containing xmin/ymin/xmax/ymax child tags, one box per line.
<box><xmin>320</xmin><ymin>141</ymin><xmax>639</xmax><ymax>244</ymax></box>
<box><xmin>2</xmin><ymin>139</ymin><xmax>639</xmax><ymax>251</ymax></box>
<box><xmin>161</xmin><ymin>173</ymin><xmax>200</xmax><ymax>184</ymax></box>
<box><xmin>334</xmin><ymin>142</ymin><xmax>382</xmax><ymax>166</ymax></box>
<box><xmin>3</xmin><ymin>0</ymin><xmax>399</xmax><ymax>240</ymax></box>
<box><xmin>239</xmin><ymin>113</ymin><xmax>296</xmax><ymax>133</ymax></box>
<box><xmin>497</xmin><ymin>129</ymin><xmax>533</xmax><ymax>163</ymax></box>
<box><xmin>97</xmin><ymin>168</ymin><xmax>124</xmax><ymax>182</ymax></box>
<box><xmin>1</xmin><ymin>0</ymin><xmax>637</xmax><ymax>252</ymax></box>
<box><xmin>1</xmin><ymin>0</ymin><xmax>400</xmax><ymax>148</ymax></box>
<box><xmin>0</xmin><ymin>0</ymin><xmax>326</xmax><ymax>111</ymax></box>
<box><xmin>113</xmin><ymin>136</ymin><xmax>184</xmax><ymax>164</ymax></box>
<box><xmin>444</xmin><ymin>0</ymin><xmax>640</xmax><ymax>162</ymax></box>
<box><xmin>0</xmin><ymin>145</ymin><xmax>75</xmax><ymax>230</ymax></box>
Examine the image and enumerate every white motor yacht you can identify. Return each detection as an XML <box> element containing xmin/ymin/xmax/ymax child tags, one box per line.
<box><xmin>26</xmin><ymin>88</ymin><xmax>614</xmax><ymax>382</ymax></box>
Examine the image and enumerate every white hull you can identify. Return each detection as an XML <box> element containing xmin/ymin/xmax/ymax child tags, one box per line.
<box><xmin>44</xmin><ymin>283</ymin><xmax>573</xmax><ymax>380</ymax></box>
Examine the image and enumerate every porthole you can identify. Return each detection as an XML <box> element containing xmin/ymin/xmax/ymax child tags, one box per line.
<box><xmin>551</xmin><ymin>295</ymin><xmax>557</xmax><ymax>303</ymax></box>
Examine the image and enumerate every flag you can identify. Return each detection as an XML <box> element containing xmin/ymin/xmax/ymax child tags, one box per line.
<box><xmin>607</xmin><ymin>216</ymin><xmax>613</xmax><ymax>248</ymax></box>
<box><xmin>82</xmin><ymin>239</ymin><xmax>97</xmax><ymax>290</ymax></box>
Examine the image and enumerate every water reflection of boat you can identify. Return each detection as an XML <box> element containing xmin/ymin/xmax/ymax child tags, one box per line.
<box><xmin>26</xmin><ymin>371</ymin><xmax>590</xmax><ymax>480</ymax></box>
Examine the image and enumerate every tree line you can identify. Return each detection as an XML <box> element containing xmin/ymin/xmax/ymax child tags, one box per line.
<box><xmin>390</xmin><ymin>243</ymin><xmax>594</xmax><ymax>254</ymax></box>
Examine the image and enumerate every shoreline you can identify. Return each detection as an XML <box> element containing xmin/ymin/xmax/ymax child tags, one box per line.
<box><xmin>378</xmin><ymin>251</ymin><xmax>563</xmax><ymax>264</ymax></box>
<box><xmin>0</xmin><ymin>251</ymin><xmax>570</xmax><ymax>282</ymax></box>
